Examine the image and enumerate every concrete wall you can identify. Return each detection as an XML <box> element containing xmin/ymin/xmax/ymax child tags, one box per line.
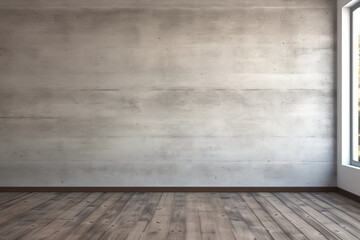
<box><xmin>0</xmin><ymin>0</ymin><xmax>336</xmax><ymax>186</ymax></box>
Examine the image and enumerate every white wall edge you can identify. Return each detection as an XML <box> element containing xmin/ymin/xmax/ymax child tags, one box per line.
<box><xmin>337</xmin><ymin>0</ymin><xmax>360</xmax><ymax>196</ymax></box>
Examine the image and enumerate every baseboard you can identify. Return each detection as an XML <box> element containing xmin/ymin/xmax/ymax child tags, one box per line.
<box><xmin>337</xmin><ymin>187</ymin><xmax>360</xmax><ymax>203</ymax></box>
<box><xmin>0</xmin><ymin>186</ymin><xmax>337</xmax><ymax>192</ymax></box>
<box><xmin>1</xmin><ymin>187</ymin><xmax>358</xmax><ymax>202</ymax></box>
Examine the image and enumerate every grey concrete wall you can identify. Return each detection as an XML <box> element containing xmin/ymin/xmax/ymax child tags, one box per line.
<box><xmin>0</xmin><ymin>0</ymin><xmax>336</xmax><ymax>186</ymax></box>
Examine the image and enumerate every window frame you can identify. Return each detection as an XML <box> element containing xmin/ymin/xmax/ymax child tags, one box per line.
<box><xmin>350</xmin><ymin>2</ymin><xmax>360</xmax><ymax>168</ymax></box>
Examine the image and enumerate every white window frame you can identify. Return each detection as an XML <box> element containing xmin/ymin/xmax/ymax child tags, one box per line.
<box><xmin>338</xmin><ymin>0</ymin><xmax>360</xmax><ymax>197</ymax></box>
<box><xmin>350</xmin><ymin>2</ymin><xmax>360</xmax><ymax>167</ymax></box>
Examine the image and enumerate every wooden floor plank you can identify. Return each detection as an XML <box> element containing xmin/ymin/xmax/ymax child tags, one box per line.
<box><xmin>209</xmin><ymin>193</ymin><xmax>236</xmax><ymax>240</ymax></box>
<box><xmin>240</xmin><ymin>192</ymin><xmax>291</xmax><ymax>240</ymax></box>
<box><xmin>0</xmin><ymin>193</ymin><xmax>57</xmax><ymax>224</ymax></box>
<box><xmin>259</xmin><ymin>192</ymin><xmax>328</xmax><ymax>240</ymax></box>
<box><xmin>302</xmin><ymin>193</ymin><xmax>360</xmax><ymax>224</ymax></box>
<box><xmin>50</xmin><ymin>193</ymin><xmax>111</xmax><ymax>240</ymax></box>
<box><xmin>0</xmin><ymin>192</ymin><xmax>358</xmax><ymax>240</ymax></box>
<box><xmin>125</xmin><ymin>221</ymin><xmax>148</xmax><ymax>240</ymax></box>
<box><xmin>0</xmin><ymin>193</ymin><xmax>30</xmax><ymax>206</ymax></box>
<box><xmin>0</xmin><ymin>193</ymin><xmax>34</xmax><ymax>210</ymax></box>
<box><xmin>103</xmin><ymin>192</ymin><xmax>150</xmax><ymax>240</ymax></box>
<box><xmin>252</xmin><ymin>193</ymin><xmax>308</xmax><ymax>240</ymax></box>
<box><xmin>197</xmin><ymin>193</ymin><xmax>222</xmax><ymax>240</ymax></box>
<box><xmin>185</xmin><ymin>193</ymin><xmax>202</xmax><ymax>240</ymax></box>
<box><xmin>0</xmin><ymin>192</ymin><xmax>77</xmax><ymax>239</ymax></box>
<box><xmin>279</xmin><ymin>193</ymin><xmax>359</xmax><ymax>240</ymax></box>
<box><xmin>168</xmin><ymin>192</ymin><xmax>186</xmax><ymax>240</ymax></box>
<box><xmin>312</xmin><ymin>193</ymin><xmax>360</xmax><ymax>221</ymax></box>
<box><xmin>220</xmin><ymin>193</ymin><xmax>256</xmax><ymax>240</ymax></box>
<box><xmin>81</xmin><ymin>193</ymin><xmax>133</xmax><ymax>240</ymax></box>
<box><xmin>273</xmin><ymin>193</ymin><xmax>342</xmax><ymax>240</ymax></box>
<box><xmin>138</xmin><ymin>192</ymin><xmax>162</xmax><ymax>222</ymax></box>
<box><xmin>296</xmin><ymin>193</ymin><xmax>360</xmax><ymax>239</ymax></box>
<box><xmin>64</xmin><ymin>193</ymin><xmax>123</xmax><ymax>240</ymax></box>
<box><xmin>13</xmin><ymin>193</ymin><xmax>90</xmax><ymax>240</ymax></box>
<box><xmin>139</xmin><ymin>193</ymin><xmax>175</xmax><ymax>240</ymax></box>
<box><xmin>22</xmin><ymin>192</ymin><xmax>103</xmax><ymax>240</ymax></box>
<box><xmin>230</xmin><ymin>193</ymin><xmax>273</xmax><ymax>240</ymax></box>
<box><xmin>328</xmin><ymin>193</ymin><xmax>360</xmax><ymax>209</ymax></box>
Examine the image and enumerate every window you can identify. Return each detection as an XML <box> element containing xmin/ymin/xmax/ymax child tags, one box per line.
<box><xmin>351</xmin><ymin>3</ymin><xmax>360</xmax><ymax>167</ymax></box>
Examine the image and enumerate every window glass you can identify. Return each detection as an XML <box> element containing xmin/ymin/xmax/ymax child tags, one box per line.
<box><xmin>352</xmin><ymin>6</ymin><xmax>360</xmax><ymax>165</ymax></box>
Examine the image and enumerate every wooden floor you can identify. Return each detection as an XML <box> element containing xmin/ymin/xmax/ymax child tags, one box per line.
<box><xmin>0</xmin><ymin>192</ymin><xmax>359</xmax><ymax>240</ymax></box>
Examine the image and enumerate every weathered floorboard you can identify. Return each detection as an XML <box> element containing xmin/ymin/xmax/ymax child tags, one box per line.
<box><xmin>0</xmin><ymin>192</ymin><xmax>357</xmax><ymax>240</ymax></box>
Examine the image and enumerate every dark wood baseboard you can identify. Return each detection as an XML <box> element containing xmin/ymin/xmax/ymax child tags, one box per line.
<box><xmin>0</xmin><ymin>186</ymin><xmax>338</xmax><ymax>193</ymax></box>
<box><xmin>1</xmin><ymin>186</ymin><xmax>358</xmax><ymax>202</ymax></box>
<box><xmin>337</xmin><ymin>187</ymin><xmax>360</xmax><ymax>203</ymax></box>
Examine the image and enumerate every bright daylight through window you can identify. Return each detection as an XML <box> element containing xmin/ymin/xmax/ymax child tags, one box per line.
<box><xmin>352</xmin><ymin>4</ymin><xmax>360</xmax><ymax>167</ymax></box>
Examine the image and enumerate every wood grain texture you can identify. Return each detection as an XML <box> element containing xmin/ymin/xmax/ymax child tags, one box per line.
<box><xmin>0</xmin><ymin>192</ymin><xmax>358</xmax><ymax>240</ymax></box>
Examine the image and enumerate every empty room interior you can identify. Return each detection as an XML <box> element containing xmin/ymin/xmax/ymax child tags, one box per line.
<box><xmin>1</xmin><ymin>0</ymin><xmax>360</xmax><ymax>239</ymax></box>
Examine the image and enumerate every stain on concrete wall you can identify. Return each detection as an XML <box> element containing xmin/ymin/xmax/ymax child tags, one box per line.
<box><xmin>0</xmin><ymin>0</ymin><xmax>336</xmax><ymax>186</ymax></box>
